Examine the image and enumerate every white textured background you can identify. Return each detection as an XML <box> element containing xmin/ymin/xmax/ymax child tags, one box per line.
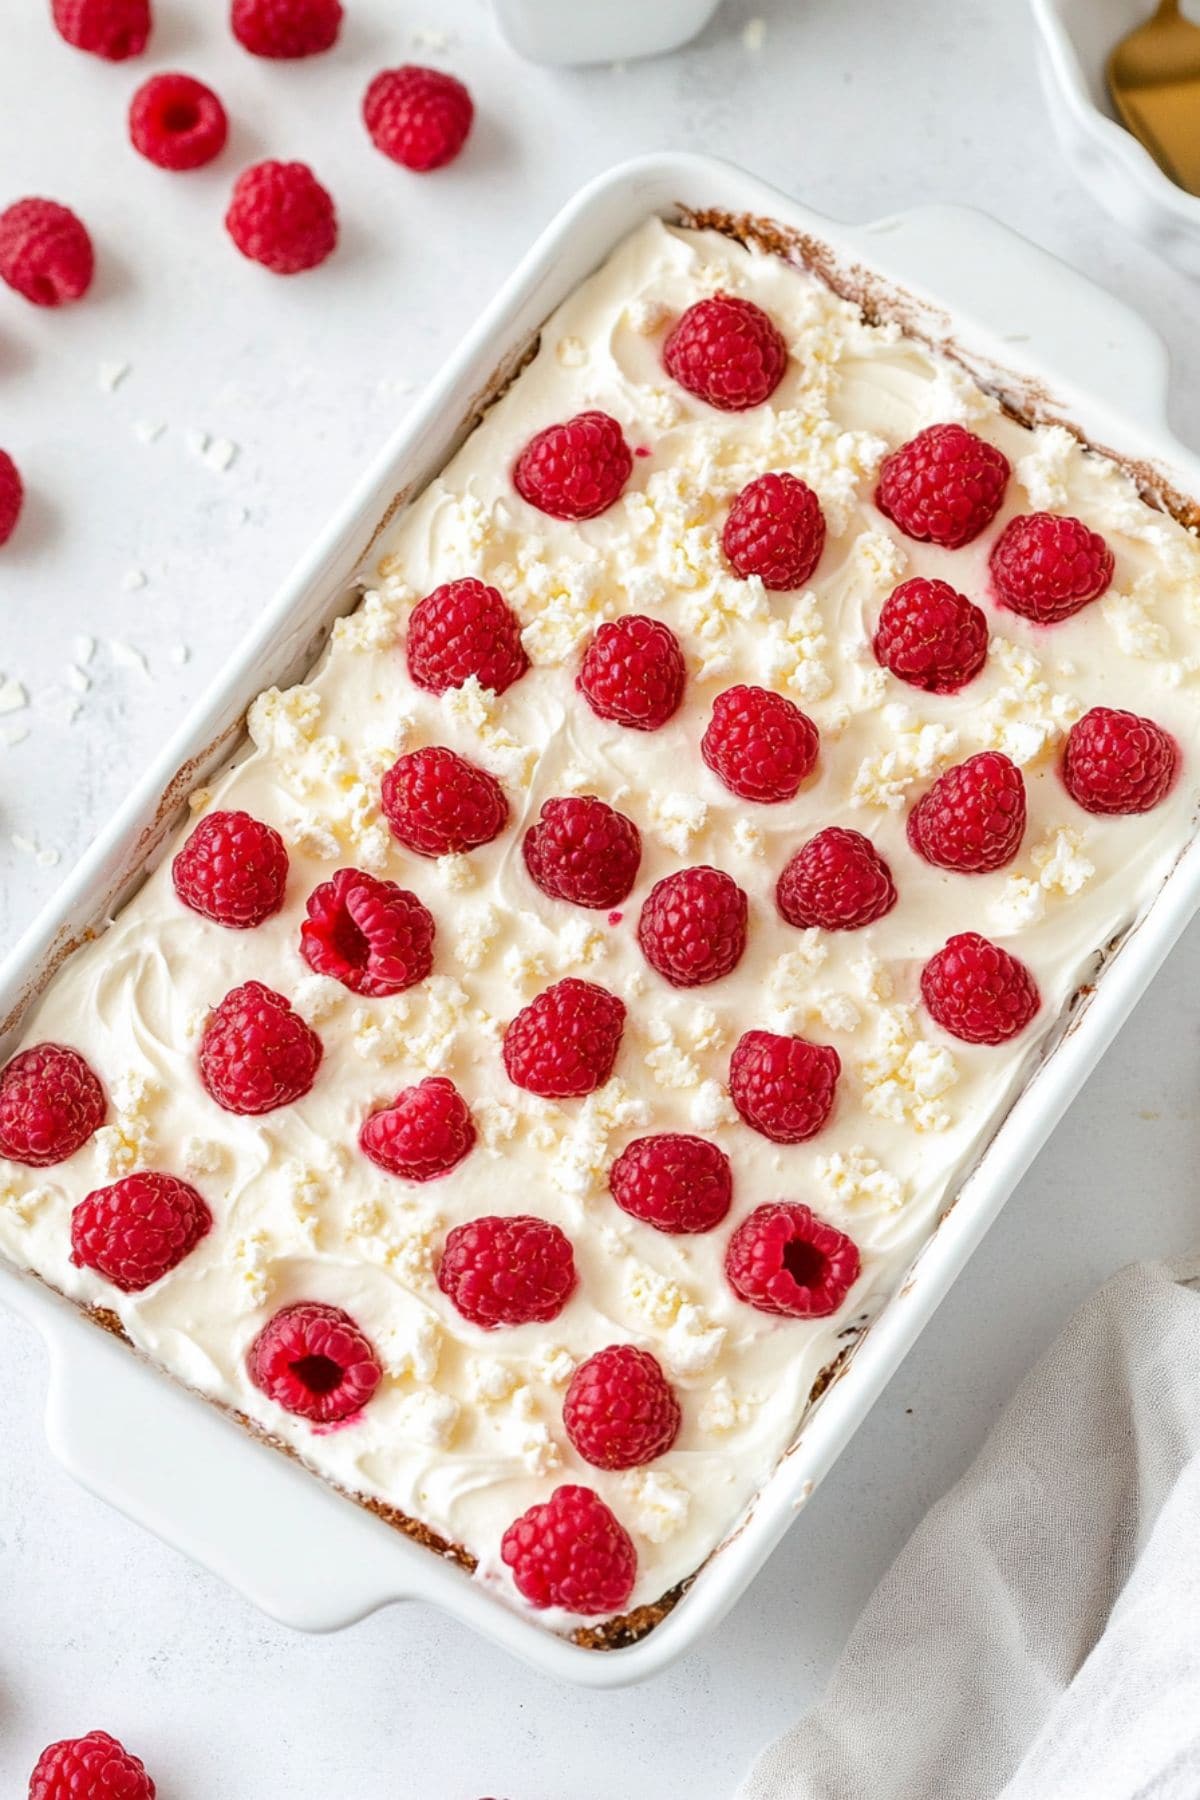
<box><xmin>2</xmin><ymin>1</ymin><xmax>1199</xmax><ymax>1795</ymax></box>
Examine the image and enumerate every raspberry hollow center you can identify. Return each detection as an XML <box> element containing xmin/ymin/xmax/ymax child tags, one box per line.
<box><xmin>330</xmin><ymin>903</ymin><xmax>371</xmax><ymax>970</ymax></box>
<box><xmin>782</xmin><ymin>1238</ymin><xmax>827</xmax><ymax>1290</ymax></box>
<box><xmin>290</xmin><ymin>1352</ymin><xmax>344</xmax><ymax>1396</ymax></box>
<box><xmin>163</xmin><ymin>100</ymin><xmax>201</xmax><ymax>133</ymax></box>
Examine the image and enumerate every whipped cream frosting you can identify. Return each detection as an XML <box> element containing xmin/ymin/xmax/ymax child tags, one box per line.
<box><xmin>5</xmin><ymin>218</ymin><xmax>1200</xmax><ymax>1632</ymax></box>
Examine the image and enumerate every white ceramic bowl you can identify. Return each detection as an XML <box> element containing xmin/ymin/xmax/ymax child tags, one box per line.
<box><xmin>492</xmin><ymin>0</ymin><xmax>722</xmax><ymax>65</ymax></box>
<box><xmin>1031</xmin><ymin>0</ymin><xmax>1200</xmax><ymax>277</ymax></box>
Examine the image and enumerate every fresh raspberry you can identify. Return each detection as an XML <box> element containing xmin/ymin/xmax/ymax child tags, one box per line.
<box><xmin>776</xmin><ymin>826</ymin><xmax>897</xmax><ymax>931</ymax></box>
<box><xmin>563</xmin><ymin>1345</ymin><xmax>681</xmax><ymax>1470</ymax></box>
<box><xmin>359</xmin><ymin>1076</ymin><xmax>475</xmax><ymax>1182</ymax></box>
<box><xmin>523</xmin><ymin>795</ymin><xmax>641</xmax><ymax>909</ymax></box>
<box><xmin>380</xmin><ymin>745</ymin><xmax>508</xmax><ymax>857</ymax></box>
<box><xmin>437</xmin><ymin>1214</ymin><xmax>577</xmax><ymax>1327</ymax></box>
<box><xmin>0</xmin><ymin>449</ymin><xmax>24</xmax><ymax>546</ymax></box>
<box><xmin>29</xmin><ymin>1730</ymin><xmax>155</xmax><ymax>1800</ymax></box>
<box><xmin>247</xmin><ymin>1300</ymin><xmax>381</xmax><ymax>1423</ymax></box>
<box><xmin>701</xmin><ymin>684</ymin><xmax>819</xmax><ymax>803</ymax></box>
<box><xmin>231</xmin><ymin>0</ymin><xmax>341</xmax><ymax>57</ymax></box>
<box><xmin>513</xmin><ymin>411</ymin><xmax>632</xmax><ymax>521</ymax></box>
<box><xmin>722</xmin><ymin>472</ymin><xmax>826</xmax><ymax>590</ymax></box>
<box><xmin>662</xmin><ymin>294</ymin><xmax>788</xmax><ymax>411</ymax></box>
<box><xmin>225</xmin><ymin>160</ymin><xmax>336</xmax><ymax>275</ymax></box>
<box><xmin>70</xmin><ymin>1171</ymin><xmax>212</xmax><ymax>1292</ymax></box>
<box><xmin>0</xmin><ymin>199</ymin><xmax>94</xmax><ymax>306</ymax></box>
<box><xmin>501</xmin><ymin>1484</ymin><xmax>636</xmax><ymax>1614</ymax></box>
<box><xmin>406</xmin><ymin>577</ymin><xmax>528</xmax><ymax>696</ymax></box>
<box><xmin>726</xmin><ymin>1202</ymin><xmax>860</xmax><ymax>1318</ymax></box>
<box><xmin>872</xmin><ymin>575</ymin><xmax>989</xmax><ymax>693</ymax></box>
<box><xmin>990</xmin><ymin>512</ymin><xmax>1114</xmax><ymax>623</ymax></box>
<box><xmin>921</xmin><ymin>931</ymin><xmax>1040</xmax><ymax>1045</ymax></box>
<box><xmin>128</xmin><ymin>72</ymin><xmax>228</xmax><ymax>171</ymax></box>
<box><xmin>637</xmin><ymin>865</ymin><xmax>748</xmax><ymax>988</ymax></box>
<box><xmin>300</xmin><ymin>867</ymin><xmax>435</xmax><ymax>995</ymax></box>
<box><xmin>363</xmin><ymin>65</ymin><xmax>474</xmax><ymax>171</ymax></box>
<box><xmin>729</xmin><ymin>1030</ymin><xmax>840</xmax><ymax>1144</ymax></box>
<box><xmin>198</xmin><ymin>980</ymin><xmax>322</xmax><ymax>1114</ymax></box>
<box><xmin>1062</xmin><ymin>706</ymin><xmax>1179</xmax><ymax>815</ymax></box>
<box><xmin>0</xmin><ymin>1043</ymin><xmax>105</xmax><ymax>1167</ymax></box>
<box><xmin>577</xmin><ymin>615</ymin><xmax>686</xmax><ymax>731</ymax></box>
<box><xmin>907</xmin><ymin>751</ymin><xmax>1026</xmax><ymax>874</ymax></box>
<box><xmin>172</xmin><ymin>809</ymin><xmax>288</xmax><ymax>929</ymax></box>
<box><xmin>502</xmin><ymin>978</ymin><xmax>625</xmax><ymax>1099</ymax></box>
<box><xmin>51</xmin><ymin>0</ymin><xmax>150</xmax><ymax>59</ymax></box>
<box><xmin>875</xmin><ymin>423</ymin><xmax>1010</xmax><ymax>549</ymax></box>
<box><xmin>608</xmin><ymin>1132</ymin><xmax>732</xmax><ymax>1234</ymax></box>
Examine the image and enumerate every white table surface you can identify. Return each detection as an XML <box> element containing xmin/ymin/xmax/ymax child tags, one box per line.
<box><xmin>2</xmin><ymin>1</ymin><xmax>1199</xmax><ymax>1794</ymax></box>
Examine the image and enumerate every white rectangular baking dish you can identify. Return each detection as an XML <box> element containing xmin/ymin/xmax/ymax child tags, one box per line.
<box><xmin>3</xmin><ymin>152</ymin><xmax>1199</xmax><ymax>1689</ymax></box>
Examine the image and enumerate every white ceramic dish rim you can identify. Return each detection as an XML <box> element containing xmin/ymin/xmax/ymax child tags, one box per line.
<box><xmin>2</xmin><ymin>152</ymin><xmax>1200</xmax><ymax>1689</ymax></box>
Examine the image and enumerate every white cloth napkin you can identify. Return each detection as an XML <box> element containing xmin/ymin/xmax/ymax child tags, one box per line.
<box><xmin>738</xmin><ymin>1257</ymin><xmax>1200</xmax><ymax>1800</ymax></box>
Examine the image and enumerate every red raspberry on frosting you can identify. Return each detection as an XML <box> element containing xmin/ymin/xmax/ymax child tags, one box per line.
<box><xmin>523</xmin><ymin>795</ymin><xmax>641</xmax><ymax>910</ymax></box>
<box><xmin>0</xmin><ymin>449</ymin><xmax>23</xmax><ymax>546</ymax></box>
<box><xmin>29</xmin><ymin>1730</ymin><xmax>156</xmax><ymax>1800</ymax></box>
<box><xmin>437</xmin><ymin>1213</ymin><xmax>577</xmax><ymax>1327</ymax></box>
<box><xmin>637</xmin><ymin>865</ymin><xmax>748</xmax><ymax>988</ymax></box>
<box><xmin>70</xmin><ymin>1171</ymin><xmax>212</xmax><ymax>1292</ymax></box>
<box><xmin>875</xmin><ymin>423</ymin><xmax>1010</xmax><ymax>549</ymax></box>
<box><xmin>513</xmin><ymin>411</ymin><xmax>632</xmax><ymax>521</ymax></box>
<box><xmin>701</xmin><ymin>684</ymin><xmax>819</xmax><ymax>803</ymax></box>
<box><xmin>722</xmin><ymin>471</ymin><xmax>826</xmax><ymax>590</ymax></box>
<box><xmin>199</xmin><ymin>980</ymin><xmax>322</xmax><ymax>1114</ymax></box>
<box><xmin>172</xmin><ymin>809</ymin><xmax>288</xmax><ymax>929</ymax></box>
<box><xmin>406</xmin><ymin>577</ymin><xmax>528</xmax><ymax>696</ymax></box>
<box><xmin>381</xmin><ymin>745</ymin><xmax>508</xmax><ymax>857</ymax></box>
<box><xmin>363</xmin><ymin>65</ymin><xmax>474</xmax><ymax>171</ymax></box>
<box><xmin>247</xmin><ymin>1300</ymin><xmax>381</xmax><ymax>1423</ymax></box>
<box><xmin>1062</xmin><ymin>706</ymin><xmax>1179</xmax><ymax>815</ymax></box>
<box><xmin>0</xmin><ymin>1043</ymin><xmax>105</xmax><ymax>1167</ymax></box>
<box><xmin>501</xmin><ymin>1483</ymin><xmax>636</xmax><ymax>1614</ymax></box>
<box><xmin>577</xmin><ymin>615</ymin><xmax>686</xmax><ymax>731</ymax></box>
<box><xmin>726</xmin><ymin>1201</ymin><xmax>860</xmax><ymax>1319</ymax></box>
<box><xmin>776</xmin><ymin>826</ymin><xmax>897</xmax><ymax>931</ymax></box>
<box><xmin>662</xmin><ymin>294</ymin><xmax>788</xmax><ymax>411</ymax></box>
<box><xmin>225</xmin><ymin>160</ymin><xmax>337</xmax><ymax>274</ymax></box>
<box><xmin>0</xmin><ymin>198</ymin><xmax>94</xmax><ymax>306</ymax></box>
<box><xmin>921</xmin><ymin>931</ymin><xmax>1040</xmax><ymax>1045</ymax></box>
<box><xmin>51</xmin><ymin>0</ymin><xmax>150</xmax><ymax>58</ymax></box>
<box><xmin>608</xmin><ymin>1132</ymin><xmax>732</xmax><ymax>1234</ymax></box>
<box><xmin>729</xmin><ymin>1029</ymin><xmax>840</xmax><ymax>1144</ymax></box>
<box><xmin>129</xmin><ymin>72</ymin><xmax>228</xmax><ymax>171</ymax></box>
<box><xmin>503</xmin><ymin>979</ymin><xmax>625</xmax><ymax>1099</ymax></box>
<box><xmin>564</xmin><ymin>1344</ymin><xmax>681</xmax><ymax>1470</ymax></box>
<box><xmin>907</xmin><ymin>751</ymin><xmax>1026</xmax><ymax>874</ymax></box>
<box><xmin>359</xmin><ymin>1076</ymin><xmax>475</xmax><ymax>1182</ymax></box>
<box><xmin>231</xmin><ymin>0</ymin><xmax>342</xmax><ymax>57</ymax></box>
<box><xmin>300</xmin><ymin>867</ymin><xmax>435</xmax><ymax>995</ymax></box>
<box><xmin>990</xmin><ymin>512</ymin><xmax>1114</xmax><ymax>623</ymax></box>
<box><xmin>872</xmin><ymin>575</ymin><xmax>989</xmax><ymax>694</ymax></box>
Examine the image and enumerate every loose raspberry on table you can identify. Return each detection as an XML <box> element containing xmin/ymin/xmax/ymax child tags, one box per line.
<box><xmin>0</xmin><ymin>1042</ymin><xmax>105</xmax><ymax>1167</ymax></box>
<box><xmin>637</xmin><ymin>865</ymin><xmax>748</xmax><ymax>988</ymax></box>
<box><xmin>921</xmin><ymin>931</ymin><xmax>1040</xmax><ymax>1045</ymax></box>
<box><xmin>608</xmin><ymin>1132</ymin><xmax>732</xmax><ymax>1234</ymax></box>
<box><xmin>29</xmin><ymin>1730</ymin><xmax>155</xmax><ymax>1800</ymax></box>
<box><xmin>437</xmin><ymin>1213</ymin><xmax>577</xmax><ymax>1327</ymax></box>
<box><xmin>907</xmin><ymin>751</ymin><xmax>1026</xmax><ymax>874</ymax></box>
<box><xmin>726</xmin><ymin>1201</ymin><xmax>860</xmax><ymax>1319</ymax></box>
<box><xmin>503</xmin><ymin>978</ymin><xmax>626</xmax><ymax>1098</ymax></box>
<box><xmin>776</xmin><ymin>826</ymin><xmax>897</xmax><ymax>931</ymax></box>
<box><xmin>501</xmin><ymin>1483</ymin><xmax>636</xmax><ymax>1613</ymax></box>
<box><xmin>0</xmin><ymin>449</ymin><xmax>22</xmax><ymax>546</ymax></box>
<box><xmin>701</xmin><ymin>684</ymin><xmax>819</xmax><ymax>803</ymax></box>
<box><xmin>406</xmin><ymin>577</ymin><xmax>528</xmax><ymax>696</ymax></box>
<box><xmin>872</xmin><ymin>575</ymin><xmax>989</xmax><ymax>693</ymax></box>
<box><xmin>224</xmin><ymin>160</ymin><xmax>337</xmax><ymax>274</ymax></box>
<box><xmin>1062</xmin><ymin>706</ymin><xmax>1179</xmax><ymax>815</ymax></box>
<box><xmin>513</xmin><ymin>411</ymin><xmax>632</xmax><ymax>521</ymax></box>
<box><xmin>381</xmin><ymin>745</ymin><xmax>508</xmax><ymax>858</ymax></box>
<box><xmin>231</xmin><ymin>0</ymin><xmax>341</xmax><ymax>57</ymax></box>
<box><xmin>359</xmin><ymin>1076</ymin><xmax>475</xmax><ymax>1182</ymax></box>
<box><xmin>662</xmin><ymin>293</ymin><xmax>788</xmax><ymax>411</ymax></box>
<box><xmin>51</xmin><ymin>0</ymin><xmax>150</xmax><ymax>59</ymax></box>
<box><xmin>198</xmin><ymin>980</ymin><xmax>322</xmax><ymax>1114</ymax></box>
<box><xmin>577</xmin><ymin>614</ymin><xmax>686</xmax><ymax>731</ymax></box>
<box><xmin>990</xmin><ymin>512</ymin><xmax>1114</xmax><ymax>623</ymax></box>
<box><xmin>363</xmin><ymin>64</ymin><xmax>474</xmax><ymax>171</ymax></box>
<box><xmin>875</xmin><ymin>422</ymin><xmax>1009</xmax><ymax>549</ymax></box>
<box><xmin>564</xmin><ymin>1344</ymin><xmax>681</xmax><ymax>1470</ymax></box>
<box><xmin>722</xmin><ymin>471</ymin><xmax>825</xmax><ymax>590</ymax></box>
<box><xmin>729</xmin><ymin>1029</ymin><xmax>840</xmax><ymax>1144</ymax></box>
<box><xmin>523</xmin><ymin>795</ymin><xmax>641</xmax><ymax>910</ymax></box>
<box><xmin>248</xmin><ymin>1300</ymin><xmax>381</xmax><ymax>1423</ymax></box>
<box><xmin>300</xmin><ymin>867</ymin><xmax>435</xmax><ymax>995</ymax></box>
<box><xmin>172</xmin><ymin>809</ymin><xmax>288</xmax><ymax>929</ymax></box>
<box><xmin>71</xmin><ymin>1171</ymin><xmax>212</xmax><ymax>1292</ymax></box>
<box><xmin>0</xmin><ymin>198</ymin><xmax>94</xmax><ymax>306</ymax></box>
<box><xmin>128</xmin><ymin>72</ymin><xmax>228</xmax><ymax>171</ymax></box>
